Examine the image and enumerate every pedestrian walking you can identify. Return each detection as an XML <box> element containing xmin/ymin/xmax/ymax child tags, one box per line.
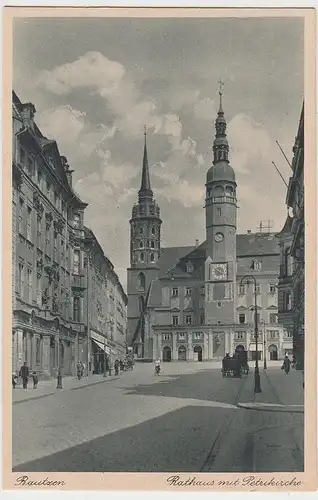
<box><xmin>282</xmin><ymin>355</ymin><xmax>291</xmax><ymax>374</ymax></box>
<box><xmin>19</xmin><ymin>362</ymin><xmax>30</xmax><ymax>389</ymax></box>
<box><xmin>155</xmin><ymin>358</ymin><xmax>161</xmax><ymax>375</ymax></box>
<box><xmin>114</xmin><ymin>359</ymin><xmax>119</xmax><ymax>376</ymax></box>
<box><xmin>12</xmin><ymin>373</ymin><xmax>17</xmax><ymax>389</ymax></box>
<box><xmin>32</xmin><ymin>371</ymin><xmax>38</xmax><ymax>389</ymax></box>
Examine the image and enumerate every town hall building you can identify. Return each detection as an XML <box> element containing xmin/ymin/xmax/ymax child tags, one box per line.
<box><xmin>127</xmin><ymin>90</ymin><xmax>291</xmax><ymax>362</ymax></box>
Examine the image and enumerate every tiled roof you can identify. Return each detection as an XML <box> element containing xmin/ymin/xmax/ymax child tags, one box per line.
<box><xmin>157</xmin><ymin>246</ymin><xmax>196</xmax><ymax>277</ymax></box>
<box><xmin>236</xmin><ymin>233</ymin><xmax>279</xmax><ymax>257</ymax></box>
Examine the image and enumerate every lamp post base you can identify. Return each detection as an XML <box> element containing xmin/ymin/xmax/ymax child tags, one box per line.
<box><xmin>254</xmin><ymin>371</ymin><xmax>262</xmax><ymax>393</ymax></box>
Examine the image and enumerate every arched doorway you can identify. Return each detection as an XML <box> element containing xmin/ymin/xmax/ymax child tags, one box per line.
<box><xmin>194</xmin><ymin>345</ymin><xmax>203</xmax><ymax>362</ymax></box>
<box><xmin>178</xmin><ymin>345</ymin><xmax>187</xmax><ymax>361</ymax></box>
<box><xmin>268</xmin><ymin>344</ymin><xmax>278</xmax><ymax>361</ymax></box>
<box><xmin>162</xmin><ymin>345</ymin><xmax>172</xmax><ymax>362</ymax></box>
<box><xmin>235</xmin><ymin>344</ymin><xmax>245</xmax><ymax>354</ymax></box>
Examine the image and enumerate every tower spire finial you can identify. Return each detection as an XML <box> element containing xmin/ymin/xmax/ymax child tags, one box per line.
<box><xmin>139</xmin><ymin>125</ymin><xmax>153</xmax><ymax>200</ymax></box>
<box><xmin>218</xmin><ymin>78</ymin><xmax>224</xmax><ymax>112</ymax></box>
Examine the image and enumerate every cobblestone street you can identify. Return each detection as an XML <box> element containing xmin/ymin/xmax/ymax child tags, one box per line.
<box><xmin>13</xmin><ymin>362</ymin><xmax>304</xmax><ymax>473</ymax></box>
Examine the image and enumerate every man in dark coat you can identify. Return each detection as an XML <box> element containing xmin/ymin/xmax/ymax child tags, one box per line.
<box><xmin>19</xmin><ymin>362</ymin><xmax>30</xmax><ymax>389</ymax></box>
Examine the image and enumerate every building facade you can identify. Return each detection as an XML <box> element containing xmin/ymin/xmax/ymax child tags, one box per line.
<box><xmin>127</xmin><ymin>90</ymin><xmax>286</xmax><ymax>362</ymax></box>
<box><xmin>12</xmin><ymin>91</ymin><xmax>88</xmax><ymax>379</ymax></box>
<box><xmin>84</xmin><ymin>228</ymin><xmax>127</xmax><ymax>373</ymax></box>
<box><xmin>277</xmin><ymin>102</ymin><xmax>304</xmax><ymax>370</ymax></box>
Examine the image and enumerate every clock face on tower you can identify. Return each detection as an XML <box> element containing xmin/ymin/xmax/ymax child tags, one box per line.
<box><xmin>214</xmin><ymin>232</ymin><xmax>224</xmax><ymax>242</ymax></box>
<box><xmin>210</xmin><ymin>263</ymin><xmax>228</xmax><ymax>281</ymax></box>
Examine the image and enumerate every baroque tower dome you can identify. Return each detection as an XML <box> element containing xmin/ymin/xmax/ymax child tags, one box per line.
<box><xmin>206</xmin><ymin>86</ymin><xmax>235</xmax><ymax>184</ymax></box>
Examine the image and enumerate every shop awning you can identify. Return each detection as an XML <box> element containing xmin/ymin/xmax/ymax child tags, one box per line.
<box><xmin>92</xmin><ymin>339</ymin><xmax>111</xmax><ymax>355</ymax></box>
<box><xmin>249</xmin><ymin>343</ymin><xmax>263</xmax><ymax>352</ymax></box>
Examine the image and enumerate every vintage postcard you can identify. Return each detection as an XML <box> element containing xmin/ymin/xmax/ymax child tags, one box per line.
<box><xmin>2</xmin><ymin>6</ymin><xmax>317</xmax><ymax>493</ymax></box>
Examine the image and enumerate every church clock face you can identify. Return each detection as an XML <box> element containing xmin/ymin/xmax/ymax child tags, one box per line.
<box><xmin>210</xmin><ymin>263</ymin><xmax>227</xmax><ymax>281</ymax></box>
<box><xmin>214</xmin><ymin>232</ymin><xmax>224</xmax><ymax>242</ymax></box>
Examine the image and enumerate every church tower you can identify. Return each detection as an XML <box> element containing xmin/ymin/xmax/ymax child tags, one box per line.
<box><xmin>127</xmin><ymin>129</ymin><xmax>162</xmax><ymax>352</ymax></box>
<box><xmin>205</xmin><ymin>85</ymin><xmax>237</xmax><ymax>327</ymax></box>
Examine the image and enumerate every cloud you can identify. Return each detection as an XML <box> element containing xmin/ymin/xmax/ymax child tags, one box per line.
<box><xmin>37</xmin><ymin>51</ymin><xmax>126</xmax><ymax>96</ymax></box>
<box><xmin>37</xmin><ymin>105</ymin><xmax>86</xmax><ymax>144</ymax></box>
<box><xmin>228</xmin><ymin>113</ymin><xmax>272</xmax><ymax>175</ymax></box>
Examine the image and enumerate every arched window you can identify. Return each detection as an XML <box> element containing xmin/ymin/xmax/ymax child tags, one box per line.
<box><xmin>138</xmin><ymin>272</ymin><xmax>146</xmax><ymax>290</ymax></box>
<box><xmin>150</xmin><ymin>253</ymin><xmax>155</xmax><ymax>262</ymax></box>
<box><xmin>140</xmin><ymin>252</ymin><xmax>144</xmax><ymax>262</ymax></box>
<box><xmin>214</xmin><ymin>185</ymin><xmax>223</xmax><ymax>197</ymax></box>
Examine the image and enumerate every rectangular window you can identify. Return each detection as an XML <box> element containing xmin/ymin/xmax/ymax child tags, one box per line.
<box><xmin>172</xmin><ymin>315</ymin><xmax>179</xmax><ymax>326</ymax></box>
<box><xmin>194</xmin><ymin>332</ymin><xmax>202</xmax><ymax>339</ymax></box>
<box><xmin>253</xmin><ymin>260</ymin><xmax>262</xmax><ymax>271</ymax></box>
<box><xmin>19</xmin><ymin>198</ymin><xmax>24</xmax><ymax>234</ymax></box>
<box><xmin>162</xmin><ymin>333</ymin><xmax>171</xmax><ymax>341</ymax></box>
<box><xmin>178</xmin><ymin>332</ymin><xmax>185</xmax><ymax>340</ymax></box>
<box><xmin>200</xmin><ymin>285</ymin><xmax>205</xmax><ymax>296</ymax></box>
<box><xmin>172</xmin><ymin>287</ymin><xmax>179</xmax><ymax>297</ymax></box>
<box><xmin>254</xmin><ymin>313</ymin><xmax>260</xmax><ymax>324</ymax></box>
<box><xmin>54</xmin><ymin>191</ymin><xmax>59</xmax><ymax>208</ymax></box>
<box><xmin>27</xmin><ymin>206</ymin><xmax>32</xmax><ymax>241</ymax></box>
<box><xmin>73</xmin><ymin>214</ymin><xmax>80</xmax><ymax>228</ymax></box>
<box><xmin>18</xmin><ymin>263</ymin><xmax>25</xmax><ymax>298</ymax></box>
<box><xmin>238</xmin><ymin>285</ymin><xmax>245</xmax><ymax>295</ymax></box>
<box><xmin>37</xmin><ymin>168</ymin><xmax>42</xmax><ymax>188</ymax></box>
<box><xmin>186</xmin><ymin>315</ymin><xmax>192</xmax><ymax>325</ymax></box>
<box><xmin>269</xmin><ymin>313</ymin><xmax>277</xmax><ymax>324</ymax></box>
<box><xmin>269</xmin><ymin>330</ymin><xmax>278</xmax><ymax>339</ymax></box>
<box><xmin>239</xmin><ymin>313</ymin><xmax>246</xmax><ymax>324</ymax></box>
<box><xmin>285</xmin><ymin>292</ymin><xmax>292</xmax><ymax>311</ymax></box>
<box><xmin>236</xmin><ymin>331</ymin><xmax>244</xmax><ymax>340</ymax></box>
<box><xmin>255</xmin><ymin>284</ymin><xmax>261</xmax><ymax>294</ymax></box>
<box><xmin>36</xmin><ymin>273</ymin><xmax>42</xmax><ymax>306</ymax></box>
<box><xmin>185</xmin><ymin>287</ymin><xmax>192</xmax><ymax>296</ymax></box>
<box><xmin>269</xmin><ymin>284</ymin><xmax>276</xmax><ymax>294</ymax></box>
<box><xmin>200</xmin><ymin>314</ymin><xmax>205</xmax><ymax>325</ymax></box>
<box><xmin>37</xmin><ymin>216</ymin><xmax>41</xmax><ymax>236</ymax></box>
<box><xmin>217</xmin><ymin>208</ymin><xmax>221</xmax><ymax>216</ymax></box>
<box><xmin>73</xmin><ymin>250</ymin><xmax>80</xmax><ymax>274</ymax></box>
<box><xmin>46</xmin><ymin>181</ymin><xmax>51</xmax><ymax>198</ymax></box>
<box><xmin>27</xmin><ymin>268</ymin><xmax>33</xmax><ymax>303</ymax></box>
<box><xmin>73</xmin><ymin>296</ymin><xmax>81</xmax><ymax>322</ymax></box>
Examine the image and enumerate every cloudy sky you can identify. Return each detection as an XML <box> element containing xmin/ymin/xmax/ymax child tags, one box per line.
<box><xmin>13</xmin><ymin>16</ymin><xmax>304</xmax><ymax>290</ymax></box>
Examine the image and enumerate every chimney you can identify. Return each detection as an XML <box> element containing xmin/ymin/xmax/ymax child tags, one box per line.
<box><xmin>195</xmin><ymin>239</ymin><xmax>199</xmax><ymax>247</ymax></box>
<box><xmin>247</xmin><ymin>230</ymin><xmax>251</xmax><ymax>234</ymax></box>
<box><xmin>60</xmin><ymin>156</ymin><xmax>74</xmax><ymax>187</ymax></box>
<box><xmin>21</xmin><ymin>102</ymin><xmax>36</xmax><ymax>129</ymax></box>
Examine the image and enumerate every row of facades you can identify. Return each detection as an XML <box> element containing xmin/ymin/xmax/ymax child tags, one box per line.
<box><xmin>277</xmin><ymin>102</ymin><xmax>304</xmax><ymax>370</ymax></box>
<box><xmin>12</xmin><ymin>91</ymin><xmax>127</xmax><ymax>379</ymax></box>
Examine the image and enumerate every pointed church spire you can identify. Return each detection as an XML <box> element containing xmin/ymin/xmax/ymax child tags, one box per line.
<box><xmin>139</xmin><ymin>126</ymin><xmax>153</xmax><ymax>201</ymax></box>
<box><xmin>213</xmin><ymin>80</ymin><xmax>229</xmax><ymax>164</ymax></box>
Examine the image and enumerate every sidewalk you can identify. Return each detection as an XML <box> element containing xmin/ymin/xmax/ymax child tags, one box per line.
<box><xmin>238</xmin><ymin>365</ymin><xmax>304</xmax><ymax>410</ymax></box>
<box><xmin>12</xmin><ymin>373</ymin><xmax>119</xmax><ymax>404</ymax></box>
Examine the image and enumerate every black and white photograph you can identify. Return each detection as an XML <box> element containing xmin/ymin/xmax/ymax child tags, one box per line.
<box><xmin>5</xmin><ymin>7</ymin><xmax>316</xmax><ymax>488</ymax></box>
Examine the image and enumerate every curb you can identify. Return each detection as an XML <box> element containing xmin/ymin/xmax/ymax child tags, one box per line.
<box><xmin>12</xmin><ymin>375</ymin><xmax>119</xmax><ymax>405</ymax></box>
<box><xmin>237</xmin><ymin>402</ymin><xmax>304</xmax><ymax>413</ymax></box>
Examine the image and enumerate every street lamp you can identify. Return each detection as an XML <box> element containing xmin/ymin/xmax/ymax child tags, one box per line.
<box><xmin>57</xmin><ymin>336</ymin><xmax>63</xmax><ymax>389</ymax></box>
<box><xmin>103</xmin><ymin>336</ymin><xmax>107</xmax><ymax>377</ymax></box>
<box><xmin>240</xmin><ymin>275</ymin><xmax>262</xmax><ymax>393</ymax></box>
<box><xmin>261</xmin><ymin>319</ymin><xmax>267</xmax><ymax>370</ymax></box>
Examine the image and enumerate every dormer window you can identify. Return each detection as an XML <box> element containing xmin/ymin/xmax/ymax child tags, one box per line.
<box><xmin>186</xmin><ymin>262</ymin><xmax>193</xmax><ymax>274</ymax></box>
<box><xmin>73</xmin><ymin>214</ymin><xmax>80</xmax><ymax>228</ymax></box>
